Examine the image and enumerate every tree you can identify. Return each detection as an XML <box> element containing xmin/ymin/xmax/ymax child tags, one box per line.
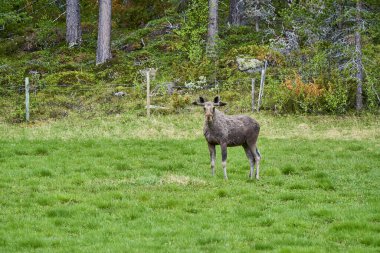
<box><xmin>229</xmin><ymin>0</ymin><xmax>244</xmax><ymax>26</ymax></box>
<box><xmin>207</xmin><ymin>0</ymin><xmax>218</xmax><ymax>57</ymax></box>
<box><xmin>66</xmin><ymin>0</ymin><xmax>82</xmax><ymax>47</ymax></box>
<box><xmin>245</xmin><ymin>0</ymin><xmax>275</xmax><ymax>32</ymax></box>
<box><xmin>277</xmin><ymin>0</ymin><xmax>376</xmax><ymax>111</ymax></box>
<box><xmin>96</xmin><ymin>0</ymin><xmax>112</xmax><ymax>65</ymax></box>
<box><xmin>325</xmin><ymin>0</ymin><xmax>364</xmax><ymax>111</ymax></box>
<box><xmin>354</xmin><ymin>0</ymin><xmax>363</xmax><ymax>111</ymax></box>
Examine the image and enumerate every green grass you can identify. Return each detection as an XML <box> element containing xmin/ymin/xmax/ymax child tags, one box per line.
<box><xmin>0</xmin><ymin>114</ymin><xmax>379</xmax><ymax>252</ymax></box>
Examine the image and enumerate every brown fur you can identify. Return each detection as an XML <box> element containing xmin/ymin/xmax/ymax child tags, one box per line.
<box><xmin>194</xmin><ymin>96</ymin><xmax>261</xmax><ymax>180</ymax></box>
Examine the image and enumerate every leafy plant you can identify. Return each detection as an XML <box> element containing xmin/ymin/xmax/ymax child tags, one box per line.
<box><xmin>175</xmin><ymin>0</ymin><xmax>208</xmax><ymax>62</ymax></box>
<box><xmin>324</xmin><ymin>82</ymin><xmax>349</xmax><ymax>114</ymax></box>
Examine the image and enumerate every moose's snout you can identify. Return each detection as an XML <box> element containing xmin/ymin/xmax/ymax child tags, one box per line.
<box><xmin>204</xmin><ymin>105</ymin><xmax>214</xmax><ymax>122</ymax></box>
<box><xmin>205</xmin><ymin>112</ymin><xmax>213</xmax><ymax>122</ymax></box>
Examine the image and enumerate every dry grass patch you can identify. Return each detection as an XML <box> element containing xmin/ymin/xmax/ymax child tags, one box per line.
<box><xmin>0</xmin><ymin>112</ymin><xmax>379</xmax><ymax>141</ymax></box>
<box><xmin>160</xmin><ymin>174</ymin><xmax>207</xmax><ymax>186</ymax></box>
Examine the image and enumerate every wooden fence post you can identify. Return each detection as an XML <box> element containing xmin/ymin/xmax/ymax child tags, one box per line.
<box><xmin>257</xmin><ymin>60</ymin><xmax>267</xmax><ymax>112</ymax></box>
<box><xmin>251</xmin><ymin>78</ymin><xmax>255</xmax><ymax>112</ymax></box>
<box><xmin>25</xmin><ymin>77</ymin><xmax>30</xmax><ymax>122</ymax></box>
<box><xmin>146</xmin><ymin>70</ymin><xmax>150</xmax><ymax>117</ymax></box>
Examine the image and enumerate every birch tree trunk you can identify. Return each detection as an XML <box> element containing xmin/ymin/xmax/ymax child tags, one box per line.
<box><xmin>207</xmin><ymin>0</ymin><xmax>218</xmax><ymax>58</ymax></box>
<box><xmin>66</xmin><ymin>0</ymin><xmax>82</xmax><ymax>47</ymax></box>
<box><xmin>96</xmin><ymin>0</ymin><xmax>112</xmax><ymax>65</ymax></box>
<box><xmin>355</xmin><ymin>0</ymin><xmax>363</xmax><ymax>111</ymax></box>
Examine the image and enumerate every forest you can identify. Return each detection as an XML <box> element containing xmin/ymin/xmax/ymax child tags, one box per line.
<box><xmin>0</xmin><ymin>0</ymin><xmax>380</xmax><ymax>121</ymax></box>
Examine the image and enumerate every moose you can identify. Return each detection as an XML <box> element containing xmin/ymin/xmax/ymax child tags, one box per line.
<box><xmin>193</xmin><ymin>96</ymin><xmax>261</xmax><ymax>180</ymax></box>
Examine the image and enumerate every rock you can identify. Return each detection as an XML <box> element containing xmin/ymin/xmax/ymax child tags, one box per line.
<box><xmin>114</xmin><ymin>91</ymin><xmax>126</xmax><ymax>97</ymax></box>
<box><xmin>236</xmin><ymin>57</ymin><xmax>264</xmax><ymax>73</ymax></box>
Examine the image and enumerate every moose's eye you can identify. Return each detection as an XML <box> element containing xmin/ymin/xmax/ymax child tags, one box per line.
<box><xmin>203</xmin><ymin>107</ymin><xmax>206</xmax><ymax>111</ymax></box>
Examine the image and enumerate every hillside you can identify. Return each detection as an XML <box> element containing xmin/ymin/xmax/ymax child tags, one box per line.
<box><xmin>1</xmin><ymin>0</ymin><xmax>379</xmax><ymax>122</ymax></box>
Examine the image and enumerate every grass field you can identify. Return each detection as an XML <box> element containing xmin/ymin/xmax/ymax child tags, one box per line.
<box><xmin>0</xmin><ymin>113</ymin><xmax>379</xmax><ymax>252</ymax></box>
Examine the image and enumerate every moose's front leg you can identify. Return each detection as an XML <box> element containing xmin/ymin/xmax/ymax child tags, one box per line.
<box><xmin>208</xmin><ymin>143</ymin><xmax>216</xmax><ymax>176</ymax></box>
<box><xmin>221</xmin><ymin>143</ymin><xmax>228</xmax><ymax>180</ymax></box>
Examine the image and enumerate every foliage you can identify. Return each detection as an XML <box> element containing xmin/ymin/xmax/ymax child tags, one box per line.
<box><xmin>112</xmin><ymin>0</ymin><xmax>175</xmax><ymax>28</ymax></box>
<box><xmin>44</xmin><ymin>71</ymin><xmax>96</xmax><ymax>88</ymax></box>
<box><xmin>363</xmin><ymin>44</ymin><xmax>380</xmax><ymax>111</ymax></box>
<box><xmin>175</xmin><ymin>0</ymin><xmax>208</xmax><ymax>62</ymax></box>
<box><xmin>170</xmin><ymin>93</ymin><xmax>191</xmax><ymax>111</ymax></box>
<box><xmin>324</xmin><ymin>82</ymin><xmax>349</xmax><ymax>114</ymax></box>
<box><xmin>244</xmin><ymin>0</ymin><xmax>276</xmax><ymax>31</ymax></box>
<box><xmin>219</xmin><ymin>25</ymin><xmax>261</xmax><ymax>50</ymax></box>
<box><xmin>0</xmin><ymin>0</ymin><xmax>379</xmax><ymax>116</ymax></box>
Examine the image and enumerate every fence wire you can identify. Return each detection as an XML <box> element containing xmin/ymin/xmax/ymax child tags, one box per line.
<box><xmin>1</xmin><ymin>75</ymin><xmax>267</xmax><ymax>122</ymax></box>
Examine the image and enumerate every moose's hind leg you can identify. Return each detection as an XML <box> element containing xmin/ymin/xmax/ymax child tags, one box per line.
<box><xmin>221</xmin><ymin>143</ymin><xmax>228</xmax><ymax>180</ymax></box>
<box><xmin>247</xmin><ymin>142</ymin><xmax>261</xmax><ymax>180</ymax></box>
<box><xmin>243</xmin><ymin>144</ymin><xmax>255</xmax><ymax>179</ymax></box>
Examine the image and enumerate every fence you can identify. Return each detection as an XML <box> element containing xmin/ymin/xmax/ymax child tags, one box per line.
<box><xmin>0</xmin><ymin>68</ymin><xmax>270</xmax><ymax>123</ymax></box>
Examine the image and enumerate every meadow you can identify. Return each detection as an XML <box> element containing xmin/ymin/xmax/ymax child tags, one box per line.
<box><xmin>0</xmin><ymin>113</ymin><xmax>379</xmax><ymax>252</ymax></box>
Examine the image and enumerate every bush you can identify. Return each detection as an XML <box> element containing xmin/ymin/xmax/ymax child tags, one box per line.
<box><xmin>170</xmin><ymin>93</ymin><xmax>191</xmax><ymax>111</ymax></box>
<box><xmin>264</xmin><ymin>74</ymin><xmax>326</xmax><ymax>113</ymax></box>
<box><xmin>0</xmin><ymin>36</ymin><xmax>25</xmax><ymax>56</ymax></box>
<box><xmin>224</xmin><ymin>44</ymin><xmax>285</xmax><ymax>66</ymax></box>
<box><xmin>175</xmin><ymin>0</ymin><xmax>208</xmax><ymax>62</ymax></box>
<box><xmin>323</xmin><ymin>82</ymin><xmax>349</xmax><ymax>114</ymax></box>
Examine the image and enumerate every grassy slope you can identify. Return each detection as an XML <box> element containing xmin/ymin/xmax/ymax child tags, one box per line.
<box><xmin>0</xmin><ymin>113</ymin><xmax>379</xmax><ymax>252</ymax></box>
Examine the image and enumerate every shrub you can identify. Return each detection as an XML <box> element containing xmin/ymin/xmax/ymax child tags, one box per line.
<box><xmin>323</xmin><ymin>82</ymin><xmax>349</xmax><ymax>114</ymax></box>
<box><xmin>285</xmin><ymin>74</ymin><xmax>325</xmax><ymax>113</ymax></box>
<box><xmin>225</xmin><ymin>44</ymin><xmax>284</xmax><ymax>66</ymax></box>
<box><xmin>175</xmin><ymin>0</ymin><xmax>208</xmax><ymax>62</ymax></box>
<box><xmin>170</xmin><ymin>93</ymin><xmax>191</xmax><ymax>111</ymax></box>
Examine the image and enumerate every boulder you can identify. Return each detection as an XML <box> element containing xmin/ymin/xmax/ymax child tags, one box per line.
<box><xmin>236</xmin><ymin>57</ymin><xmax>264</xmax><ymax>73</ymax></box>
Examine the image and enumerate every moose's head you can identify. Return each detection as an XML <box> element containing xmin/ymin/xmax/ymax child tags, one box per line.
<box><xmin>193</xmin><ymin>96</ymin><xmax>227</xmax><ymax>122</ymax></box>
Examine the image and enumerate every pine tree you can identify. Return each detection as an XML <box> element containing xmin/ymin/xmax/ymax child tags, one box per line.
<box><xmin>66</xmin><ymin>0</ymin><xmax>82</xmax><ymax>48</ymax></box>
<box><xmin>354</xmin><ymin>0</ymin><xmax>363</xmax><ymax>111</ymax></box>
<box><xmin>207</xmin><ymin>0</ymin><xmax>218</xmax><ymax>58</ymax></box>
<box><xmin>96</xmin><ymin>0</ymin><xmax>112</xmax><ymax>65</ymax></box>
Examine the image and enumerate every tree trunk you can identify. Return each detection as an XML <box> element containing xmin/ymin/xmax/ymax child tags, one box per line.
<box><xmin>255</xmin><ymin>16</ymin><xmax>259</xmax><ymax>32</ymax></box>
<box><xmin>96</xmin><ymin>0</ymin><xmax>112</xmax><ymax>65</ymax></box>
<box><xmin>207</xmin><ymin>0</ymin><xmax>218</xmax><ymax>58</ymax></box>
<box><xmin>254</xmin><ymin>0</ymin><xmax>260</xmax><ymax>32</ymax></box>
<box><xmin>66</xmin><ymin>0</ymin><xmax>82</xmax><ymax>47</ymax></box>
<box><xmin>355</xmin><ymin>0</ymin><xmax>363</xmax><ymax>111</ymax></box>
<box><xmin>229</xmin><ymin>0</ymin><xmax>243</xmax><ymax>26</ymax></box>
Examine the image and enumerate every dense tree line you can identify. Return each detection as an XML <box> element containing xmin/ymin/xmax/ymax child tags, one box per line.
<box><xmin>0</xmin><ymin>0</ymin><xmax>379</xmax><ymax>113</ymax></box>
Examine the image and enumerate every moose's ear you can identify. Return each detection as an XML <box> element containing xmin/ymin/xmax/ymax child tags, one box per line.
<box><xmin>213</xmin><ymin>96</ymin><xmax>227</xmax><ymax>106</ymax></box>
<box><xmin>192</xmin><ymin>96</ymin><xmax>205</xmax><ymax>106</ymax></box>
